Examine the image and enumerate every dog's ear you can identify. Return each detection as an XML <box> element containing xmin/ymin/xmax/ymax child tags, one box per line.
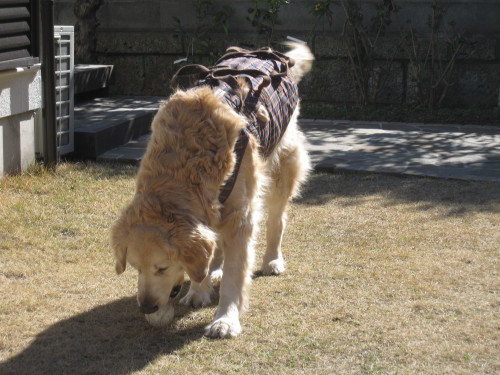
<box><xmin>111</xmin><ymin>196</ymin><xmax>151</xmax><ymax>274</ymax></box>
<box><xmin>110</xmin><ymin>210</ymin><xmax>132</xmax><ymax>275</ymax></box>
<box><xmin>114</xmin><ymin>246</ymin><xmax>127</xmax><ymax>274</ymax></box>
<box><xmin>179</xmin><ymin>224</ymin><xmax>216</xmax><ymax>283</ymax></box>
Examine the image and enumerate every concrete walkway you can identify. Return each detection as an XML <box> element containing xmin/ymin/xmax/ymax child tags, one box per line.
<box><xmin>99</xmin><ymin>119</ymin><xmax>500</xmax><ymax>182</ymax></box>
<box><xmin>301</xmin><ymin>120</ymin><xmax>500</xmax><ymax>182</ymax></box>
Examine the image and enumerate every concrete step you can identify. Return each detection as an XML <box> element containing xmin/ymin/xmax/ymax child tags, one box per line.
<box><xmin>73</xmin><ymin>96</ymin><xmax>164</xmax><ymax>159</ymax></box>
<box><xmin>74</xmin><ymin>64</ymin><xmax>113</xmax><ymax>98</ymax></box>
<box><xmin>97</xmin><ymin>133</ymin><xmax>151</xmax><ymax>164</ymax></box>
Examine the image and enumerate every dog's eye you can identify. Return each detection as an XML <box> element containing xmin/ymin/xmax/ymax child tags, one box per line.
<box><xmin>157</xmin><ymin>267</ymin><xmax>168</xmax><ymax>274</ymax></box>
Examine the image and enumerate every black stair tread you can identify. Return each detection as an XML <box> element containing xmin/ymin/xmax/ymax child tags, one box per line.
<box><xmin>74</xmin><ymin>96</ymin><xmax>164</xmax><ymax>132</ymax></box>
<box><xmin>73</xmin><ymin>96</ymin><xmax>164</xmax><ymax>158</ymax></box>
<box><xmin>74</xmin><ymin>64</ymin><xmax>114</xmax><ymax>96</ymax></box>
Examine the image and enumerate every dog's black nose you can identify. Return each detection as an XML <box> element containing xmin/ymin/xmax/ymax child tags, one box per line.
<box><xmin>139</xmin><ymin>304</ymin><xmax>159</xmax><ymax>315</ymax></box>
<box><xmin>170</xmin><ymin>285</ymin><xmax>182</xmax><ymax>298</ymax></box>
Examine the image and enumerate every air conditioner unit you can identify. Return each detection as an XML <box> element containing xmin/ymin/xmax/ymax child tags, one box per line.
<box><xmin>54</xmin><ymin>25</ymin><xmax>74</xmax><ymax>155</ymax></box>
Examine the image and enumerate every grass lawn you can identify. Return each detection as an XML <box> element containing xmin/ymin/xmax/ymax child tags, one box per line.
<box><xmin>0</xmin><ymin>162</ymin><xmax>498</xmax><ymax>375</ymax></box>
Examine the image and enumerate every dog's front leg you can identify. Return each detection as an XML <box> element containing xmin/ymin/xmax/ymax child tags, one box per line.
<box><xmin>204</xmin><ymin>209</ymin><xmax>256</xmax><ymax>338</ymax></box>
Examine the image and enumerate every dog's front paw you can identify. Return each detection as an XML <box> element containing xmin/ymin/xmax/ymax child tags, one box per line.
<box><xmin>179</xmin><ymin>287</ymin><xmax>212</xmax><ymax>308</ymax></box>
<box><xmin>204</xmin><ymin>317</ymin><xmax>241</xmax><ymax>339</ymax></box>
<box><xmin>262</xmin><ymin>259</ymin><xmax>285</xmax><ymax>276</ymax></box>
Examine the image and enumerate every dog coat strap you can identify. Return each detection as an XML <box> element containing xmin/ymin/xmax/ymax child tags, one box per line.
<box><xmin>171</xmin><ymin>64</ymin><xmax>271</xmax><ymax>112</ymax></box>
<box><xmin>211</xmin><ymin>68</ymin><xmax>271</xmax><ymax>92</ymax></box>
<box><xmin>170</xmin><ymin>64</ymin><xmax>211</xmax><ymax>89</ymax></box>
<box><xmin>217</xmin><ymin>47</ymin><xmax>295</xmax><ymax>71</ymax></box>
<box><xmin>218</xmin><ymin>133</ymin><xmax>249</xmax><ymax>204</ymax></box>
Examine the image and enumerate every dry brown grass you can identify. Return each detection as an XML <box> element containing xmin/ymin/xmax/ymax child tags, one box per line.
<box><xmin>0</xmin><ymin>162</ymin><xmax>498</xmax><ymax>375</ymax></box>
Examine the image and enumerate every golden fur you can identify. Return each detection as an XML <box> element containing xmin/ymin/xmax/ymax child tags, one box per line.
<box><xmin>111</xmin><ymin>43</ymin><xmax>314</xmax><ymax>338</ymax></box>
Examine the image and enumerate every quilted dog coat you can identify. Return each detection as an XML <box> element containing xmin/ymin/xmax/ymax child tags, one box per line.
<box><xmin>171</xmin><ymin>47</ymin><xmax>300</xmax><ymax>203</ymax></box>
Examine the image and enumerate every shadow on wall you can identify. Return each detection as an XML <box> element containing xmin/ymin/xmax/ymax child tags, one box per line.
<box><xmin>0</xmin><ymin>297</ymin><xmax>205</xmax><ymax>375</ymax></box>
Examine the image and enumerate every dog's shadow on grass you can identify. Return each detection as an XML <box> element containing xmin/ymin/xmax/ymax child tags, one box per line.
<box><xmin>0</xmin><ymin>296</ymin><xmax>207</xmax><ymax>375</ymax></box>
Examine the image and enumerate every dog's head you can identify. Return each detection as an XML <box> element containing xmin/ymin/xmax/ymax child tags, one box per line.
<box><xmin>111</xmin><ymin>194</ymin><xmax>216</xmax><ymax>320</ymax></box>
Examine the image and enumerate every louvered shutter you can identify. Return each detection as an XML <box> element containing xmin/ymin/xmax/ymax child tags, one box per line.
<box><xmin>0</xmin><ymin>0</ymin><xmax>39</xmax><ymax>71</ymax></box>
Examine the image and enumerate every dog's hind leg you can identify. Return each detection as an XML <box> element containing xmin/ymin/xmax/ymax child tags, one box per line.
<box><xmin>209</xmin><ymin>242</ymin><xmax>224</xmax><ymax>283</ymax></box>
<box><xmin>179</xmin><ymin>277</ymin><xmax>213</xmax><ymax>308</ymax></box>
<box><xmin>262</xmin><ymin>120</ymin><xmax>310</xmax><ymax>276</ymax></box>
<box><xmin>262</xmin><ymin>190</ymin><xmax>289</xmax><ymax>276</ymax></box>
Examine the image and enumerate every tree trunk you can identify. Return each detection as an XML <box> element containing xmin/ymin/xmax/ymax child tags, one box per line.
<box><xmin>74</xmin><ymin>0</ymin><xmax>103</xmax><ymax>63</ymax></box>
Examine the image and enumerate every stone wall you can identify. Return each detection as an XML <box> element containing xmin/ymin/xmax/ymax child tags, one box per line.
<box><xmin>55</xmin><ymin>0</ymin><xmax>500</xmax><ymax>107</ymax></box>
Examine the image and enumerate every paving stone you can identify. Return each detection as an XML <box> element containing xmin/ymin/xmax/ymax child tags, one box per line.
<box><xmin>418</xmin><ymin>125</ymin><xmax>463</xmax><ymax>133</ymax></box>
<box><xmin>441</xmin><ymin>154</ymin><xmax>488</xmax><ymax>165</ymax></box>
<box><xmin>461</xmin><ymin>125</ymin><xmax>499</xmax><ymax>135</ymax></box>
<box><xmin>380</xmin><ymin>123</ymin><xmax>420</xmax><ymax>132</ymax></box>
<box><xmin>347</xmin><ymin>122</ymin><xmax>383</xmax><ymax>130</ymax></box>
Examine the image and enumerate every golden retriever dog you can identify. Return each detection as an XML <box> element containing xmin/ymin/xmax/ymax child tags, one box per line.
<box><xmin>111</xmin><ymin>43</ymin><xmax>314</xmax><ymax>338</ymax></box>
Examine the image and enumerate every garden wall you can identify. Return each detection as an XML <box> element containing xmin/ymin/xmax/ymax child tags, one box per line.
<box><xmin>55</xmin><ymin>0</ymin><xmax>500</xmax><ymax>107</ymax></box>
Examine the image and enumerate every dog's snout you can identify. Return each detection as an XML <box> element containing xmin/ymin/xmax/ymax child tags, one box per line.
<box><xmin>170</xmin><ymin>285</ymin><xmax>182</xmax><ymax>298</ymax></box>
<box><xmin>139</xmin><ymin>302</ymin><xmax>159</xmax><ymax>315</ymax></box>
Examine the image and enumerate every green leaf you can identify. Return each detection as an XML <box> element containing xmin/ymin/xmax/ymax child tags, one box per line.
<box><xmin>248</xmin><ymin>9</ymin><xmax>257</xmax><ymax>21</ymax></box>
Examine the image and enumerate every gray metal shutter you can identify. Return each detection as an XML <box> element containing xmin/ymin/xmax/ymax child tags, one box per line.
<box><xmin>0</xmin><ymin>0</ymin><xmax>39</xmax><ymax>71</ymax></box>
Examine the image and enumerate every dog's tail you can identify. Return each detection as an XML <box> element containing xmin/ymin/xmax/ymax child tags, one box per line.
<box><xmin>285</xmin><ymin>42</ymin><xmax>314</xmax><ymax>83</ymax></box>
